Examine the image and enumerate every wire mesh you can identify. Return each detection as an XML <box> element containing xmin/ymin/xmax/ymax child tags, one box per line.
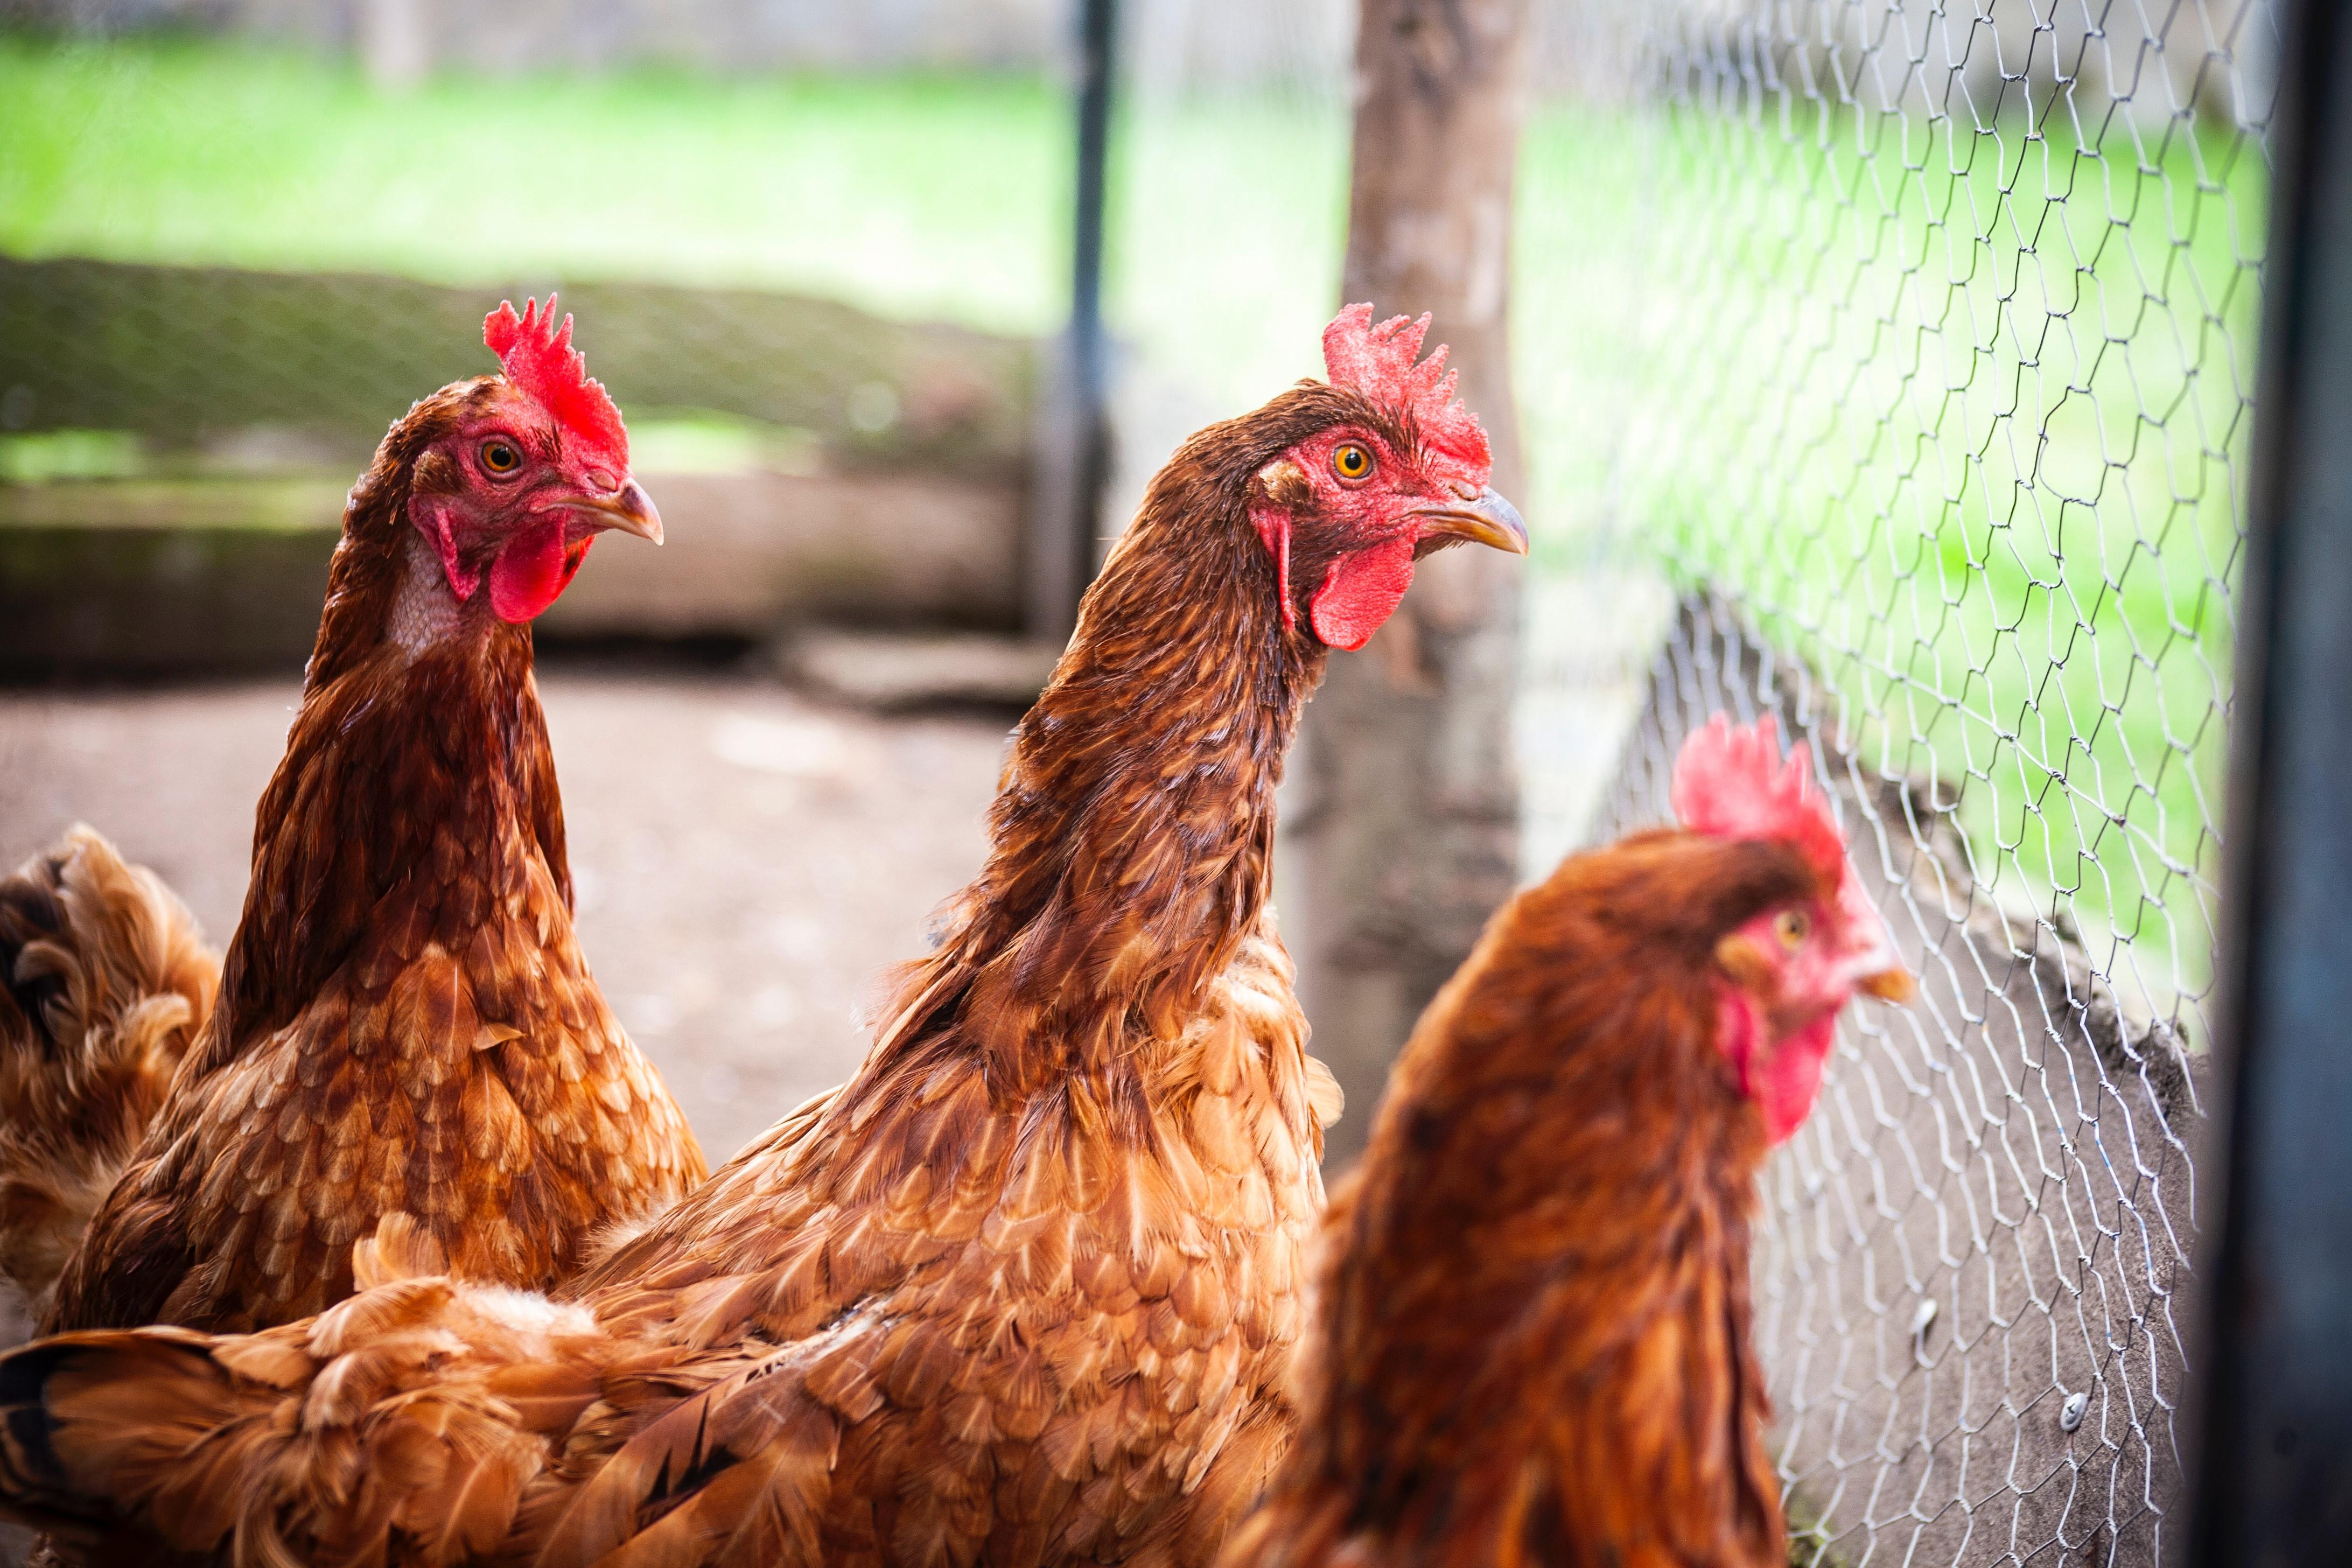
<box><xmin>1533</xmin><ymin>2</ymin><xmax>2277</xmax><ymax>1562</ymax></box>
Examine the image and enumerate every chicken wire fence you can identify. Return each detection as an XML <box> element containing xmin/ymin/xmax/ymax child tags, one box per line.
<box><xmin>1518</xmin><ymin>2</ymin><xmax>2277</xmax><ymax>1564</ymax></box>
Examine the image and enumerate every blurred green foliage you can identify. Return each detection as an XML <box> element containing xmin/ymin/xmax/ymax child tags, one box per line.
<box><xmin>0</xmin><ymin>35</ymin><xmax>1067</xmax><ymax>333</ymax></box>
<box><xmin>0</xmin><ymin>33</ymin><xmax>1349</xmax><ymax>412</ymax></box>
<box><xmin>0</xmin><ymin>256</ymin><xmax>1034</xmax><ymax>478</ymax></box>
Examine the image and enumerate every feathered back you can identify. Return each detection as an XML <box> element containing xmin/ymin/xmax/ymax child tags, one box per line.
<box><xmin>0</xmin><ymin>828</ymin><xmax>218</xmax><ymax>1320</ymax></box>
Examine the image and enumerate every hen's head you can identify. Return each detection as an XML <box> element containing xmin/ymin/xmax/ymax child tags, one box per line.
<box><xmin>1674</xmin><ymin>715</ymin><xmax>1915</xmax><ymax>1142</ymax></box>
<box><xmin>405</xmin><ymin>297</ymin><xmax>662</xmax><ymax>625</ymax></box>
<box><xmin>1245</xmin><ymin>305</ymin><xmax>1528</xmax><ymax>650</ymax></box>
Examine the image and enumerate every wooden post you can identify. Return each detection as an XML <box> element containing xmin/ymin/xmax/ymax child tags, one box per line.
<box><xmin>357</xmin><ymin>0</ymin><xmax>431</xmax><ymax>90</ymax></box>
<box><xmin>1289</xmin><ymin>0</ymin><xmax>1533</xmax><ymax>1163</ymax></box>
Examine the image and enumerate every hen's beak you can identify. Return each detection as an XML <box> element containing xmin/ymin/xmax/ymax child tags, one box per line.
<box><xmin>1838</xmin><ymin>922</ymin><xmax>1916</xmax><ymax>1003</ymax></box>
<box><xmin>1859</xmin><ymin>967</ymin><xmax>1916</xmax><ymax>1003</ymax></box>
<box><xmin>1410</xmin><ymin>487</ymin><xmax>1529</xmax><ymax>555</ymax></box>
<box><xmin>568</xmin><ymin>479</ymin><xmax>664</xmax><ymax>545</ymax></box>
<box><xmin>1834</xmin><ymin>877</ymin><xmax>1915</xmax><ymax>1002</ymax></box>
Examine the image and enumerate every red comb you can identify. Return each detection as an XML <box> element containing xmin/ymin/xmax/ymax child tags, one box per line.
<box><xmin>482</xmin><ymin>295</ymin><xmax>628</xmax><ymax>473</ymax></box>
<box><xmin>1670</xmin><ymin>714</ymin><xmax>1847</xmax><ymax>880</ymax></box>
<box><xmin>1321</xmin><ymin>304</ymin><xmax>1490</xmax><ymax>473</ymax></box>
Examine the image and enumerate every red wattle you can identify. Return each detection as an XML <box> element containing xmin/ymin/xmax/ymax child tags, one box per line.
<box><xmin>1713</xmin><ymin>990</ymin><xmax>1834</xmax><ymax>1144</ymax></box>
<box><xmin>1756</xmin><ymin>1012</ymin><xmax>1836</xmax><ymax>1144</ymax></box>
<box><xmin>1307</xmin><ymin>536</ymin><xmax>1417</xmax><ymax>652</ymax></box>
<box><xmin>489</xmin><ymin>515</ymin><xmax>574</xmax><ymax>623</ymax></box>
<box><xmin>556</xmin><ymin>536</ymin><xmax>593</xmax><ymax>597</ymax></box>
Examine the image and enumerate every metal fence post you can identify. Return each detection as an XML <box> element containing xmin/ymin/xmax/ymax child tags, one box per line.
<box><xmin>1025</xmin><ymin>0</ymin><xmax>1118</xmax><ymax>643</ymax></box>
<box><xmin>2190</xmin><ymin>0</ymin><xmax>2352</xmax><ymax>1558</ymax></box>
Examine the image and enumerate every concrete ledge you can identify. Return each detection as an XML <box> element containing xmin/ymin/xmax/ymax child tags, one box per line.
<box><xmin>0</xmin><ymin>257</ymin><xmax>1039</xmax><ymax>679</ymax></box>
<box><xmin>780</xmin><ymin>627</ymin><xmax>1061</xmax><ymax>709</ymax></box>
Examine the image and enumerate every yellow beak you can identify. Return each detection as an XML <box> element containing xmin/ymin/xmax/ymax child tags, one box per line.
<box><xmin>568</xmin><ymin>479</ymin><xmax>664</xmax><ymax>545</ymax></box>
<box><xmin>1410</xmin><ymin>486</ymin><xmax>1529</xmax><ymax>555</ymax></box>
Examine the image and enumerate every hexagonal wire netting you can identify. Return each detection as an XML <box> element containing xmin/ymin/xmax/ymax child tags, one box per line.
<box><xmin>1525</xmin><ymin>2</ymin><xmax>2274</xmax><ymax>1563</ymax></box>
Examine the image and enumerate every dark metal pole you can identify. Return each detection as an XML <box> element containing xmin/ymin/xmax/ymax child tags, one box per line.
<box><xmin>1069</xmin><ymin>0</ymin><xmax>1115</xmax><ymax>617</ymax></box>
<box><xmin>1072</xmin><ymin>0</ymin><xmax>1114</xmax><ymax>419</ymax></box>
<box><xmin>1026</xmin><ymin>0</ymin><xmax>1116</xmax><ymax>643</ymax></box>
<box><xmin>2189</xmin><ymin>0</ymin><xmax>2352</xmax><ymax>1558</ymax></box>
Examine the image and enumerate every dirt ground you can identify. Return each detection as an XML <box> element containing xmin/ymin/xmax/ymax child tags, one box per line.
<box><xmin>0</xmin><ymin>669</ymin><xmax>1012</xmax><ymax>1169</ymax></box>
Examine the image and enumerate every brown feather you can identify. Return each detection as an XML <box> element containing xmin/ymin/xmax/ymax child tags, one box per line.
<box><xmin>46</xmin><ymin>380</ymin><xmax>707</xmax><ymax>1341</ymax></box>
<box><xmin>1217</xmin><ymin>832</ymin><xmax>1833</xmax><ymax>1568</ymax></box>
<box><xmin>0</xmin><ymin>828</ymin><xmax>219</xmax><ymax>1321</ymax></box>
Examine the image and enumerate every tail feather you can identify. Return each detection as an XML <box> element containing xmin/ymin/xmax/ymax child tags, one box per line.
<box><xmin>0</xmin><ymin>1232</ymin><xmax>593</xmax><ymax>1564</ymax></box>
<box><xmin>0</xmin><ymin>1328</ymin><xmax>253</xmax><ymax>1540</ymax></box>
<box><xmin>0</xmin><ymin>828</ymin><xmax>219</xmax><ymax>1321</ymax></box>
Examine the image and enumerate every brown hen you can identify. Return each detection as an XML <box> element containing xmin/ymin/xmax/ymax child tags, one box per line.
<box><xmin>1217</xmin><ymin>715</ymin><xmax>1914</xmax><ymax>1568</ymax></box>
<box><xmin>0</xmin><ymin>304</ymin><xmax>1526</xmax><ymax>1567</ymax></box>
<box><xmin>43</xmin><ymin>298</ymin><xmax>706</xmax><ymax>1337</ymax></box>
<box><xmin>0</xmin><ymin>829</ymin><xmax>219</xmax><ymax>1324</ymax></box>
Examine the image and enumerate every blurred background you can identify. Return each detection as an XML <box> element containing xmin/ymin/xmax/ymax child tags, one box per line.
<box><xmin>0</xmin><ymin>1</ymin><xmax>2280</xmax><ymax>1562</ymax></box>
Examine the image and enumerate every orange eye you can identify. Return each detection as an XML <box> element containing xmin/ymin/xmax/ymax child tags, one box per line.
<box><xmin>1773</xmin><ymin>909</ymin><xmax>1810</xmax><ymax>950</ymax></box>
<box><xmin>1332</xmin><ymin>442</ymin><xmax>1373</xmax><ymax>482</ymax></box>
<box><xmin>480</xmin><ymin>439</ymin><xmax>522</xmax><ymax>475</ymax></box>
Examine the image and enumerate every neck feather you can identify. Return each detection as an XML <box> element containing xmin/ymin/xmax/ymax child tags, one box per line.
<box><xmin>209</xmin><ymin>446</ymin><xmax>561</xmax><ymax>1049</ymax></box>
<box><xmin>874</xmin><ymin>437</ymin><xmax>1328</xmax><ymax>1089</ymax></box>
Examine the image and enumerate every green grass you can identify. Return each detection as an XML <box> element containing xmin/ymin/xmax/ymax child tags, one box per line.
<box><xmin>0</xmin><ymin>429</ymin><xmax>145</xmax><ymax>482</ymax></box>
<box><xmin>0</xmin><ymin>36</ymin><xmax>1069</xmax><ymax>333</ymax></box>
<box><xmin>1104</xmin><ymin>88</ymin><xmax>1350</xmax><ymax>408</ymax></box>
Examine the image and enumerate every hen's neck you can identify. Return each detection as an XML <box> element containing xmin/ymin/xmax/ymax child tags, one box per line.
<box><xmin>918</xmin><ymin>459</ymin><xmax>1326</xmax><ymax>1082</ymax></box>
<box><xmin>210</xmin><ymin>469</ymin><xmax>561</xmax><ymax>1049</ymax></box>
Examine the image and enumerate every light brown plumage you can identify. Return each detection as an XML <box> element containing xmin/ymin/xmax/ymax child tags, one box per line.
<box><xmin>0</xmin><ymin>828</ymin><xmax>220</xmax><ymax>1323</ymax></box>
<box><xmin>44</xmin><ymin>368</ymin><xmax>706</xmax><ymax>1339</ymax></box>
<box><xmin>0</xmin><ymin>316</ymin><xmax>1527</xmax><ymax>1567</ymax></box>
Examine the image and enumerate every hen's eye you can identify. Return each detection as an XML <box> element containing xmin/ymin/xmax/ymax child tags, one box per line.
<box><xmin>1332</xmin><ymin>443</ymin><xmax>1373</xmax><ymax>482</ymax></box>
<box><xmin>480</xmin><ymin>440</ymin><xmax>522</xmax><ymax>475</ymax></box>
<box><xmin>1773</xmin><ymin>909</ymin><xmax>1810</xmax><ymax>950</ymax></box>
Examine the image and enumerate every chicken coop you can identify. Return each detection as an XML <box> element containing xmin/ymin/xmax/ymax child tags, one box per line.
<box><xmin>0</xmin><ymin>0</ymin><xmax>2336</xmax><ymax>1559</ymax></box>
